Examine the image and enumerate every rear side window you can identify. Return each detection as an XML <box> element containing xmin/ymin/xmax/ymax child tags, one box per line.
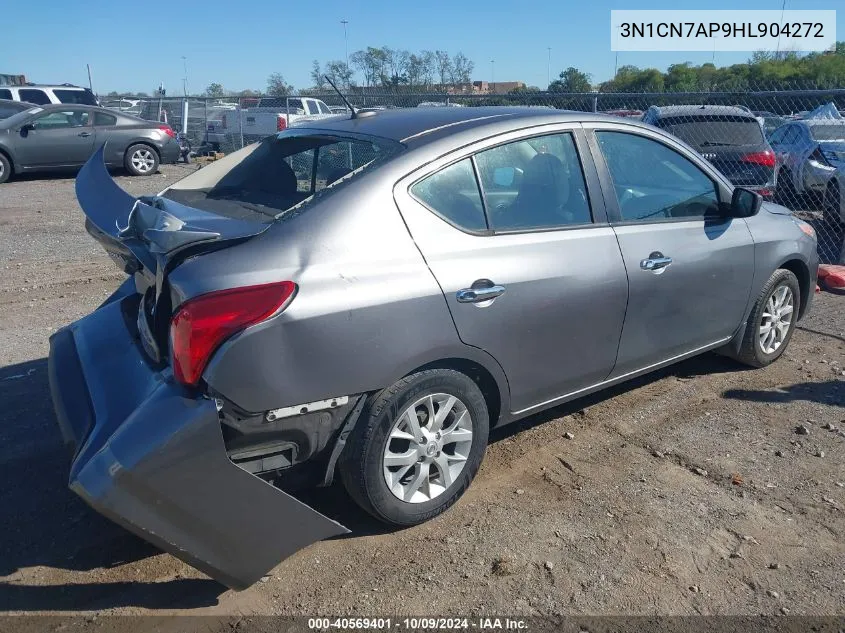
<box><xmin>19</xmin><ymin>89</ymin><xmax>50</xmax><ymax>105</ymax></box>
<box><xmin>0</xmin><ymin>89</ymin><xmax>11</xmax><ymax>99</ymax></box>
<box><xmin>94</xmin><ymin>112</ymin><xmax>117</xmax><ymax>126</ymax></box>
<box><xmin>54</xmin><ymin>89</ymin><xmax>98</xmax><ymax>105</ymax></box>
<box><xmin>411</xmin><ymin>159</ymin><xmax>487</xmax><ymax>232</ymax></box>
<box><xmin>657</xmin><ymin>115</ymin><xmax>764</xmax><ymax>147</ymax></box>
<box><xmin>317</xmin><ymin>102</ymin><xmax>331</xmax><ymax>114</ymax></box>
<box><xmin>475</xmin><ymin>133</ymin><xmax>591</xmax><ymax>230</ymax></box>
<box><xmin>597</xmin><ymin>131</ymin><xmax>720</xmax><ymax>222</ymax></box>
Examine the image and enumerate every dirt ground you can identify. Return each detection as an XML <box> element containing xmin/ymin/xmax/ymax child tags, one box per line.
<box><xmin>0</xmin><ymin>166</ymin><xmax>843</xmax><ymax>619</ymax></box>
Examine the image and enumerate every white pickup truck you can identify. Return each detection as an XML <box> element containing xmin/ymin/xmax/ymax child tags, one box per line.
<box><xmin>205</xmin><ymin>96</ymin><xmax>336</xmax><ymax>150</ymax></box>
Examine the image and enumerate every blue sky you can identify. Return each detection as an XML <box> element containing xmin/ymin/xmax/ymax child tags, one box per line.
<box><xmin>2</xmin><ymin>0</ymin><xmax>841</xmax><ymax>94</ymax></box>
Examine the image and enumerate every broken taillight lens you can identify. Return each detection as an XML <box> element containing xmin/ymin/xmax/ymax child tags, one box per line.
<box><xmin>170</xmin><ymin>281</ymin><xmax>297</xmax><ymax>386</ymax></box>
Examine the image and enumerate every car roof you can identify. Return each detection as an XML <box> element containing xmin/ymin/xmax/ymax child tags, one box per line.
<box><xmin>296</xmin><ymin>107</ymin><xmax>624</xmax><ymax>147</ymax></box>
<box><xmin>647</xmin><ymin>105</ymin><xmax>755</xmax><ymax>119</ymax></box>
<box><xmin>14</xmin><ymin>84</ymin><xmax>91</xmax><ymax>90</ymax></box>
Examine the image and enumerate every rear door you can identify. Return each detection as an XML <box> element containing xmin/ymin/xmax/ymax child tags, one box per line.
<box><xmin>394</xmin><ymin>125</ymin><xmax>629</xmax><ymax>415</ymax></box>
<box><xmin>14</xmin><ymin>108</ymin><xmax>95</xmax><ymax>167</ymax></box>
<box><xmin>586</xmin><ymin>123</ymin><xmax>755</xmax><ymax>377</ymax></box>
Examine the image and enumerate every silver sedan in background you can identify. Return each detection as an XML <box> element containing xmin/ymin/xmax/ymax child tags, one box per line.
<box><xmin>49</xmin><ymin>107</ymin><xmax>818</xmax><ymax>590</ymax></box>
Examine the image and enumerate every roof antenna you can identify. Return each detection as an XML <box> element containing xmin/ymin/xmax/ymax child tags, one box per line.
<box><xmin>324</xmin><ymin>75</ymin><xmax>357</xmax><ymax>119</ymax></box>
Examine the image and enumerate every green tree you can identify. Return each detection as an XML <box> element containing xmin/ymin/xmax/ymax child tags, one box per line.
<box><xmin>310</xmin><ymin>61</ymin><xmax>326</xmax><ymax>90</ymax></box>
<box><xmin>204</xmin><ymin>83</ymin><xmax>225</xmax><ymax>98</ymax></box>
<box><xmin>266</xmin><ymin>73</ymin><xmax>294</xmax><ymax>96</ymax></box>
<box><xmin>548</xmin><ymin>67</ymin><xmax>591</xmax><ymax>92</ymax></box>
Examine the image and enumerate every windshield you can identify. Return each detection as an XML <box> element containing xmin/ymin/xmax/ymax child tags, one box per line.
<box><xmin>162</xmin><ymin>131</ymin><xmax>402</xmax><ymax>220</ymax></box>
<box><xmin>658</xmin><ymin>115</ymin><xmax>765</xmax><ymax>147</ymax></box>
<box><xmin>0</xmin><ymin>106</ymin><xmax>43</xmax><ymax>128</ymax></box>
<box><xmin>808</xmin><ymin>124</ymin><xmax>845</xmax><ymax>142</ymax></box>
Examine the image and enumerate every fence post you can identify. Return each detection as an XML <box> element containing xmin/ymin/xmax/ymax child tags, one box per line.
<box><xmin>592</xmin><ymin>93</ymin><xmax>598</xmax><ymax>113</ymax></box>
<box><xmin>238</xmin><ymin>101</ymin><xmax>244</xmax><ymax>149</ymax></box>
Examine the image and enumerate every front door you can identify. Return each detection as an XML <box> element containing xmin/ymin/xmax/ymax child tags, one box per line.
<box><xmin>15</xmin><ymin>108</ymin><xmax>95</xmax><ymax>168</ymax></box>
<box><xmin>395</xmin><ymin>127</ymin><xmax>629</xmax><ymax>414</ymax></box>
<box><xmin>588</xmin><ymin>126</ymin><xmax>755</xmax><ymax>377</ymax></box>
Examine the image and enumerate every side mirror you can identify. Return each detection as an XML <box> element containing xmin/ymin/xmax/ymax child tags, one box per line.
<box><xmin>493</xmin><ymin>167</ymin><xmax>515</xmax><ymax>188</ymax></box>
<box><xmin>730</xmin><ymin>187</ymin><xmax>762</xmax><ymax>218</ymax></box>
<box><xmin>20</xmin><ymin>122</ymin><xmax>35</xmax><ymax>137</ymax></box>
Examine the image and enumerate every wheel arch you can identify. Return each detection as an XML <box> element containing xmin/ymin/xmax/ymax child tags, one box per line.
<box><xmin>125</xmin><ymin>141</ymin><xmax>161</xmax><ymax>161</ymax></box>
<box><xmin>778</xmin><ymin>257</ymin><xmax>811</xmax><ymax>320</ymax></box>
<box><xmin>0</xmin><ymin>146</ymin><xmax>14</xmax><ymax>174</ymax></box>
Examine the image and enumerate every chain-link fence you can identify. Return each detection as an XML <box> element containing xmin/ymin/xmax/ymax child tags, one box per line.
<box><xmin>104</xmin><ymin>84</ymin><xmax>845</xmax><ymax>264</ymax></box>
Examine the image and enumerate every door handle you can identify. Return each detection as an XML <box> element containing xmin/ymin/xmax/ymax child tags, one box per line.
<box><xmin>78</xmin><ymin>132</ymin><xmax>91</xmax><ymax>137</ymax></box>
<box><xmin>456</xmin><ymin>282</ymin><xmax>506</xmax><ymax>303</ymax></box>
<box><xmin>640</xmin><ymin>252</ymin><xmax>673</xmax><ymax>272</ymax></box>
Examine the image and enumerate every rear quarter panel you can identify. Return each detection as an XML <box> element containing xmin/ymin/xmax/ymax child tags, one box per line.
<box><xmin>168</xmin><ymin>177</ymin><xmax>509</xmax><ymax>416</ymax></box>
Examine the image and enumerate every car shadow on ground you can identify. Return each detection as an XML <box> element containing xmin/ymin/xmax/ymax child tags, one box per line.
<box><xmin>723</xmin><ymin>379</ymin><xmax>844</xmax><ymax>406</ymax></box>
<box><xmin>0</xmin><ymin>350</ymin><xmax>748</xmax><ymax>612</ymax></box>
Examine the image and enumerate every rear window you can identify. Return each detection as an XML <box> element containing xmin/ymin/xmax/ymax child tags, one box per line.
<box><xmin>808</xmin><ymin>124</ymin><xmax>845</xmax><ymax>142</ymax></box>
<box><xmin>162</xmin><ymin>132</ymin><xmax>401</xmax><ymax>220</ymax></box>
<box><xmin>53</xmin><ymin>89</ymin><xmax>98</xmax><ymax>105</ymax></box>
<box><xmin>657</xmin><ymin>115</ymin><xmax>765</xmax><ymax>148</ymax></box>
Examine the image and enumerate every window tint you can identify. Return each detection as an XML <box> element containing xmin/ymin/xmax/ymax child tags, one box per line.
<box><xmin>317</xmin><ymin>102</ymin><xmax>331</xmax><ymax>114</ymax></box>
<box><xmin>0</xmin><ymin>102</ymin><xmax>27</xmax><ymax>119</ymax></box>
<box><xmin>475</xmin><ymin>133</ymin><xmax>591</xmax><ymax>230</ymax></box>
<box><xmin>596</xmin><ymin>131</ymin><xmax>720</xmax><ymax>222</ymax></box>
<box><xmin>94</xmin><ymin>112</ymin><xmax>117</xmax><ymax>126</ymax></box>
<box><xmin>781</xmin><ymin>125</ymin><xmax>800</xmax><ymax>144</ymax></box>
<box><xmin>19</xmin><ymin>89</ymin><xmax>50</xmax><ymax>105</ymax></box>
<box><xmin>768</xmin><ymin>126</ymin><xmax>787</xmax><ymax>144</ymax></box>
<box><xmin>657</xmin><ymin>116</ymin><xmax>765</xmax><ymax>147</ymax></box>
<box><xmin>411</xmin><ymin>159</ymin><xmax>487</xmax><ymax>231</ymax></box>
<box><xmin>0</xmin><ymin>89</ymin><xmax>11</xmax><ymax>99</ymax></box>
<box><xmin>34</xmin><ymin>110</ymin><xmax>90</xmax><ymax>129</ymax></box>
<box><xmin>808</xmin><ymin>124</ymin><xmax>845</xmax><ymax>142</ymax></box>
<box><xmin>54</xmin><ymin>89</ymin><xmax>98</xmax><ymax>105</ymax></box>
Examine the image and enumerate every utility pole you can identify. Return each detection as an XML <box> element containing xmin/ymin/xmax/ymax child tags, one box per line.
<box><xmin>490</xmin><ymin>59</ymin><xmax>495</xmax><ymax>93</ymax></box>
<box><xmin>547</xmin><ymin>47</ymin><xmax>551</xmax><ymax>89</ymax></box>
<box><xmin>775</xmin><ymin>0</ymin><xmax>786</xmax><ymax>58</ymax></box>
<box><xmin>86</xmin><ymin>64</ymin><xmax>94</xmax><ymax>94</ymax></box>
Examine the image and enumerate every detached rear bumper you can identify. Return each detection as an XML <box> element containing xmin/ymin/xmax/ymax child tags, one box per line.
<box><xmin>48</xmin><ymin>297</ymin><xmax>348</xmax><ymax>590</ymax></box>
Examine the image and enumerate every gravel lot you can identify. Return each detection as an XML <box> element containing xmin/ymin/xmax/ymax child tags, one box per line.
<box><xmin>0</xmin><ymin>166</ymin><xmax>843</xmax><ymax>620</ymax></box>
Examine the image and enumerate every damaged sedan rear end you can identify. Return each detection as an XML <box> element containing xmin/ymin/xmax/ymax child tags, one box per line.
<box><xmin>49</xmin><ymin>129</ymin><xmax>420</xmax><ymax>589</ymax></box>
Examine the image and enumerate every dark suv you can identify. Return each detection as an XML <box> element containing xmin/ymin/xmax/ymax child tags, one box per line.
<box><xmin>643</xmin><ymin>105</ymin><xmax>777</xmax><ymax>198</ymax></box>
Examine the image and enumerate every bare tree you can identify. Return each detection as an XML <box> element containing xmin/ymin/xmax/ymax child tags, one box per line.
<box><xmin>310</xmin><ymin>61</ymin><xmax>326</xmax><ymax>90</ymax></box>
<box><xmin>325</xmin><ymin>60</ymin><xmax>353</xmax><ymax>88</ymax></box>
<box><xmin>434</xmin><ymin>50</ymin><xmax>453</xmax><ymax>87</ymax></box>
<box><xmin>451</xmin><ymin>52</ymin><xmax>474</xmax><ymax>85</ymax></box>
<box><xmin>266</xmin><ymin>73</ymin><xmax>294</xmax><ymax>96</ymax></box>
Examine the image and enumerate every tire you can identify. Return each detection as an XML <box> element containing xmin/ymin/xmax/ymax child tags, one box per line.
<box><xmin>339</xmin><ymin>369</ymin><xmax>489</xmax><ymax>527</ymax></box>
<box><xmin>823</xmin><ymin>181</ymin><xmax>842</xmax><ymax>227</ymax></box>
<box><xmin>734</xmin><ymin>269</ymin><xmax>801</xmax><ymax>368</ymax></box>
<box><xmin>124</xmin><ymin>144</ymin><xmax>159</xmax><ymax>176</ymax></box>
<box><xmin>0</xmin><ymin>153</ymin><xmax>11</xmax><ymax>184</ymax></box>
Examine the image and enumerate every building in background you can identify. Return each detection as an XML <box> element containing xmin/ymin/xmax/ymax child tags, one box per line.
<box><xmin>0</xmin><ymin>74</ymin><xmax>27</xmax><ymax>86</ymax></box>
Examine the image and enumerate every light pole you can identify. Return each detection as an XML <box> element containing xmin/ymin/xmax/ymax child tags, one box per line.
<box><xmin>547</xmin><ymin>47</ymin><xmax>551</xmax><ymax>89</ymax></box>
<box><xmin>775</xmin><ymin>0</ymin><xmax>786</xmax><ymax>58</ymax></box>
<box><xmin>490</xmin><ymin>59</ymin><xmax>495</xmax><ymax>93</ymax></box>
<box><xmin>341</xmin><ymin>20</ymin><xmax>349</xmax><ymax>75</ymax></box>
<box><xmin>181</xmin><ymin>56</ymin><xmax>188</xmax><ymax>96</ymax></box>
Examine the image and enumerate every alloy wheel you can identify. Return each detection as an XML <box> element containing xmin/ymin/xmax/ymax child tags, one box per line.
<box><xmin>131</xmin><ymin>149</ymin><xmax>155</xmax><ymax>173</ymax></box>
<box><xmin>759</xmin><ymin>284</ymin><xmax>794</xmax><ymax>354</ymax></box>
<box><xmin>382</xmin><ymin>393</ymin><xmax>473</xmax><ymax>503</ymax></box>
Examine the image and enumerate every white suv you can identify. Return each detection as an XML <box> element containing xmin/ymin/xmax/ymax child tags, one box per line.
<box><xmin>0</xmin><ymin>84</ymin><xmax>99</xmax><ymax>107</ymax></box>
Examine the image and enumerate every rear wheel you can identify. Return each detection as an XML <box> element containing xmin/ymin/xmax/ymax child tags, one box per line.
<box><xmin>823</xmin><ymin>181</ymin><xmax>842</xmax><ymax>227</ymax></box>
<box><xmin>734</xmin><ymin>269</ymin><xmax>800</xmax><ymax>368</ymax></box>
<box><xmin>124</xmin><ymin>144</ymin><xmax>159</xmax><ymax>176</ymax></box>
<box><xmin>339</xmin><ymin>369</ymin><xmax>489</xmax><ymax>526</ymax></box>
<box><xmin>0</xmin><ymin>153</ymin><xmax>10</xmax><ymax>184</ymax></box>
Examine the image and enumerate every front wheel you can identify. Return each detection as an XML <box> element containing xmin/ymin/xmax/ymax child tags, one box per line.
<box><xmin>124</xmin><ymin>144</ymin><xmax>159</xmax><ymax>176</ymax></box>
<box><xmin>0</xmin><ymin>153</ymin><xmax>10</xmax><ymax>184</ymax></box>
<box><xmin>734</xmin><ymin>269</ymin><xmax>801</xmax><ymax>368</ymax></box>
<box><xmin>339</xmin><ymin>369</ymin><xmax>489</xmax><ymax>526</ymax></box>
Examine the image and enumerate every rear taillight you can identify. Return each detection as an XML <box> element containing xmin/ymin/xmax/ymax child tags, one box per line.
<box><xmin>741</xmin><ymin>150</ymin><xmax>775</xmax><ymax>168</ymax></box>
<box><xmin>170</xmin><ymin>281</ymin><xmax>297</xmax><ymax>386</ymax></box>
<box><xmin>158</xmin><ymin>125</ymin><xmax>176</xmax><ymax>139</ymax></box>
<box><xmin>277</xmin><ymin>115</ymin><xmax>287</xmax><ymax>132</ymax></box>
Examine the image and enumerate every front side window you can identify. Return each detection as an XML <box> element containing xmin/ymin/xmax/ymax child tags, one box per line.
<box><xmin>19</xmin><ymin>89</ymin><xmax>50</xmax><ymax>105</ymax></box>
<box><xmin>596</xmin><ymin>131</ymin><xmax>720</xmax><ymax>222</ymax></box>
<box><xmin>317</xmin><ymin>102</ymin><xmax>331</xmax><ymax>114</ymax></box>
<box><xmin>34</xmin><ymin>110</ymin><xmax>90</xmax><ymax>129</ymax></box>
<box><xmin>0</xmin><ymin>89</ymin><xmax>12</xmax><ymax>99</ymax></box>
<box><xmin>411</xmin><ymin>159</ymin><xmax>487</xmax><ymax>232</ymax></box>
<box><xmin>475</xmin><ymin>133</ymin><xmax>591</xmax><ymax>230</ymax></box>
